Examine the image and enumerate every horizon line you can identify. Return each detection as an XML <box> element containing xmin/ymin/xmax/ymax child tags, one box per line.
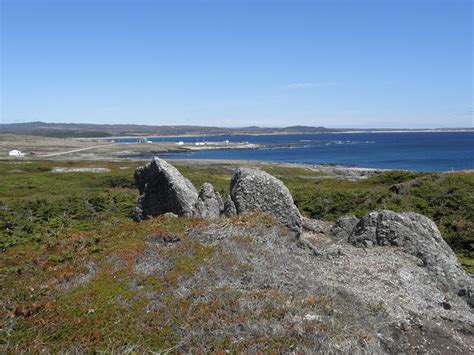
<box><xmin>1</xmin><ymin>121</ymin><xmax>473</xmax><ymax>131</ymax></box>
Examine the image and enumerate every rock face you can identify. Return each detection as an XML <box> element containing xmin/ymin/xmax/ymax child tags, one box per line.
<box><xmin>133</xmin><ymin>158</ymin><xmax>198</xmax><ymax>220</ymax></box>
<box><xmin>215</xmin><ymin>191</ymin><xmax>224</xmax><ymax>214</ymax></box>
<box><xmin>230</xmin><ymin>168</ymin><xmax>302</xmax><ymax>235</ymax></box>
<box><xmin>331</xmin><ymin>215</ymin><xmax>359</xmax><ymax>240</ymax></box>
<box><xmin>349</xmin><ymin>211</ymin><xmax>450</xmax><ymax>257</ymax></box>
<box><xmin>348</xmin><ymin>210</ymin><xmax>473</xmax><ymax>306</ymax></box>
<box><xmin>223</xmin><ymin>195</ymin><xmax>237</xmax><ymax>217</ymax></box>
<box><xmin>195</xmin><ymin>183</ymin><xmax>221</xmax><ymax>218</ymax></box>
<box><xmin>302</xmin><ymin>217</ymin><xmax>332</xmax><ymax>234</ymax></box>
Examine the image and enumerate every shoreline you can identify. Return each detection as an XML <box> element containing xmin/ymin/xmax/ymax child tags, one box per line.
<box><xmin>3</xmin><ymin>156</ymin><xmax>473</xmax><ymax>176</ymax></box>
<box><xmin>166</xmin><ymin>158</ymin><xmax>393</xmax><ymax>178</ymax></box>
<box><xmin>2</xmin><ymin>132</ymin><xmax>472</xmax><ymax>174</ymax></box>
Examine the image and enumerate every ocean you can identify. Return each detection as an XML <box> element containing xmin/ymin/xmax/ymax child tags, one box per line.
<box><xmin>116</xmin><ymin>131</ymin><xmax>474</xmax><ymax>172</ymax></box>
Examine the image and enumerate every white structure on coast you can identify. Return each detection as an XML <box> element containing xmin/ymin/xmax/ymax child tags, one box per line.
<box><xmin>9</xmin><ymin>149</ymin><xmax>25</xmax><ymax>157</ymax></box>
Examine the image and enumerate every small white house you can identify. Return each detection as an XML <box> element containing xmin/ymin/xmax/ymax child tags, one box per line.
<box><xmin>194</xmin><ymin>142</ymin><xmax>206</xmax><ymax>146</ymax></box>
<box><xmin>176</xmin><ymin>141</ymin><xmax>184</xmax><ymax>146</ymax></box>
<box><xmin>9</xmin><ymin>149</ymin><xmax>25</xmax><ymax>157</ymax></box>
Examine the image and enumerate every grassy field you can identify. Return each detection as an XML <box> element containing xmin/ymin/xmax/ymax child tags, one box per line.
<box><xmin>1</xmin><ymin>159</ymin><xmax>473</xmax><ymax>351</ymax></box>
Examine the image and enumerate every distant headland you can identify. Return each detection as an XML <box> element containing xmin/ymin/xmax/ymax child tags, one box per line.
<box><xmin>1</xmin><ymin>121</ymin><xmax>472</xmax><ymax>139</ymax></box>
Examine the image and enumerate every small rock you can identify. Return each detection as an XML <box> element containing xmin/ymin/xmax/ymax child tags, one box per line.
<box><xmin>364</xmin><ymin>240</ymin><xmax>374</xmax><ymax>248</ymax></box>
<box><xmin>331</xmin><ymin>215</ymin><xmax>359</xmax><ymax>240</ymax></box>
<box><xmin>146</xmin><ymin>232</ymin><xmax>181</xmax><ymax>245</ymax></box>
<box><xmin>458</xmin><ymin>287</ymin><xmax>474</xmax><ymax>308</ymax></box>
<box><xmin>303</xmin><ymin>313</ymin><xmax>320</xmax><ymax>321</ymax></box>
<box><xmin>215</xmin><ymin>191</ymin><xmax>224</xmax><ymax>214</ymax></box>
<box><xmin>224</xmin><ymin>195</ymin><xmax>237</xmax><ymax>217</ymax></box>
<box><xmin>195</xmin><ymin>183</ymin><xmax>220</xmax><ymax>218</ymax></box>
<box><xmin>302</xmin><ymin>218</ymin><xmax>332</xmax><ymax>233</ymax></box>
<box><xmin>441</xmin><ymin>301</ymin><xmax>452</xmax><ymax>310</ymax></box>
<box><xmin>132</xmin><ymin>206</ymin><xmax>145</xmax><ymax>222</ymax></box>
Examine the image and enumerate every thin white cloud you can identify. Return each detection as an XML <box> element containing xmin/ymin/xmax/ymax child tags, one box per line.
<box><xmin>286</xmin><ymin>82</ymin><xmax>337</xmax><ymax>89</ymax></box>
<box><xmin>287</xmin><ymin>83</ymin><xmax>314</xmax><ymax>89</ymax></box>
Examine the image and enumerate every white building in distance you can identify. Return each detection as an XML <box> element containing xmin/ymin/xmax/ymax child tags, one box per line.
<box><xmin>9</xmin><ymin>149</ymin><xmax>25</xmax><ymax>157</ymax></box>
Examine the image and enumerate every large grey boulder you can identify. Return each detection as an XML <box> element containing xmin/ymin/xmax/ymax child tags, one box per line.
<box><xmin>331</xmin><ymin>215</ymin><xmax>359</xmax><ymax>240</ymax></box>
<box><xmin>195</xmin><ymin>183</ymin><xmax>221</xmax><ymax>219</ymax></box>
<box><xmin>349</xmin><ymin>211</ymin><xmax>447</xmax><ymax>255</ymax></box>
<box><xmin>230</xmin><ymin>168</ymin><xmax>302</xmax><ymax>235</ymax></box>
<box><xmin>349</xmin><ymin>210</ymin><xmax>473</xmax><ymax>306</ymax></box>
<box><xmin>133</xmin><ymin>158</ymin><xmax>198</xmax><ymax>220</ymax></box>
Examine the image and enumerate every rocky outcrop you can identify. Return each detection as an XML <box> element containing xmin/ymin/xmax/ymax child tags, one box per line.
<box><xmin>311</xmin><ymin>165</ymin><xmax>387</xmax><ymax>180</ymax></box>
<box><xmin>133</xmin><ymin>158</ymin><xmax>198</xmax><ymax>220</ymax></box>
<box><xmin>195</xmin><ymin>183</ymin><xmax>221</xmax><ymax>218</ymax></box>
<box><xmin>133</xmin><ymin>160</ymin><xmax>304</xmax><ymax>230</ymax></box>
<box><xmin>348</xmin><ymin>210</ymin><xmax>473</xmax><ymax>307</ymax></box>
<box><xmin>126</xmin><ymin>161</ymin><xmax>473</xmax><ymax>351</ymax></box>
<box><xmin>230</xmin><ymin>168</ymin><xmax>302</xmax><ymax>235</ymax></box>
<box><xmin>187</xmin><ymin>217</ymin><xmax>474</xmax><ymax>353</ymax></box>
<box><xmin>331</xmin><ymin>215</ymin><xmax>359</xmax><ymax>240</ymax></box>
<box><xmin>349</xmin><ymin>211</ymin><xmax>451</xmax><ymax>258</ymax></box>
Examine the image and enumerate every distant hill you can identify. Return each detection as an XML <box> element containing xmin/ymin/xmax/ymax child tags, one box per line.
<box><xmin>284</xmin><ymin>125</ymin><xmax>329</xmax><ymax>132</ymax></box>
<box><xmin>0</xmin><ymin>122</ymin><xmax>333</xmax><ymax>138</ymax></box>
<box><xmin>0</xmin><ymin>121</ymin><xmax>472</xmax><ymax>138</ymax></box>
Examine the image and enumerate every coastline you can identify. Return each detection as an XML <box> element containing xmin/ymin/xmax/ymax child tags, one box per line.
<box><xmin>166</xmin><ymin>158</ymin><xmax>391</xmax><ymax>179</ymax></box>
<box><xmin>2</xmin><ymin>132</ymin><xmax>473</xmax><ymax>173</ymax></box>
<box><xmin>124</xmin><ymin>158</ymin><xmax>474</xmax><ymax>176</ymax></box>
<box><xmin>76</xmin><ymin>128</ymin><xmax>474</xmax><ymax>140</ymax></box>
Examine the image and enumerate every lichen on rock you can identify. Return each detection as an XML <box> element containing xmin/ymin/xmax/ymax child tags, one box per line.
<box><xmin>230</xmin><ymin>167</ymin><xmax>302</xmax><ymax>235</ymax></box>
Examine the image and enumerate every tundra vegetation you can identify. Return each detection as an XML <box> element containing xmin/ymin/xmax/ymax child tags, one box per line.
<box><xmin>1</xmin><ymin>159</ymin><xmax>473</xmax><ymax>352</ymax></box>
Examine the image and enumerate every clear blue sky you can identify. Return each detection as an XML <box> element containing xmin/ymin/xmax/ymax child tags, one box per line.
<box><xmin>1</xmin><ymin>0</ymin><xmax>472</xmax><ymax>128</ymax></box>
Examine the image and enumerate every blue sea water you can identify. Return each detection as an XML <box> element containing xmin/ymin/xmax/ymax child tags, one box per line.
<box><xmin>116</xmin><ymin>131</ymin><xmax>474</xmax><ymax>172</ymax></box>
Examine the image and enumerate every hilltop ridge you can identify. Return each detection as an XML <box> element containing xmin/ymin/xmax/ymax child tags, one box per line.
<box><xmin>1</xmin><ymin>159</ymin><xmax>473</xmax><ymax>352</ymax></box>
